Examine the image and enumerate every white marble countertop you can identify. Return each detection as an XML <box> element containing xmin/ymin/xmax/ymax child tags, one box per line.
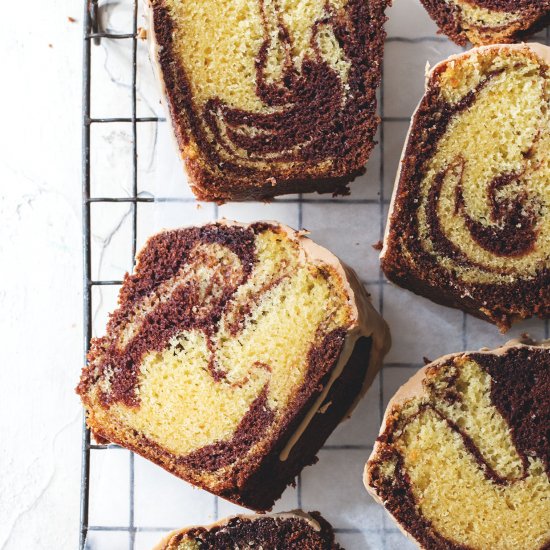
<box><xmin>1</xmin><ymin>1</ymin><xmax>548</xmax><ymax>549</ymax></box>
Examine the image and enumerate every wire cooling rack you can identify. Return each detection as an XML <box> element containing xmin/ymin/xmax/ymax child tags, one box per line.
<box><xmin>80</xmin><ymin>1</ymin><xmax>550</xmax><ymax>548</ymax></box>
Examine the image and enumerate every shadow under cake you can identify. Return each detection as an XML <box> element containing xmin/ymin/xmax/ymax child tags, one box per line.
<box><xmin>381</xmin><ymin>43</ymin><xmax>550</xmax><ymax>332</ymax></box>
<box><xmin>77</xmin><ymin>220</ymin><xmax>390</xmax><ymax>511</ymax></box>
<box><xmin>153</xmin><ymin>510</ymin><xmax>342</xmax><ymax>550</ymax></box>
<box><xmin>146</xmin><ymin>0</ymin><xmax>389</xmax><ymax>202</ymax></box>
<box><xmin>365</xmin><ymin>338</ymin><xmax>550</xmax><ymax>550</ymax></box>
<box><xmin>420</xmin><ymin>0</ymin><xmax>550</xmax><ymax>46</ymax></box>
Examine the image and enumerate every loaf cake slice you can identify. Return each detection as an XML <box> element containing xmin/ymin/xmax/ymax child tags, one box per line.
<box><xmin>77</xmin><ymin>220</ymin><xmax>390</xmax><ymax>511</ymax></box>
<box><xmin>153</xmin><ymin>511</ymin><xmax>342</xmax><ymax>549</ymax></box>
<box><xmin>420</xmin><ymin>1</ymin><xmax>549</xmax><ymax>46</ymax></box>
<box><xmin>365</xmin><ymin>339</ymin><xmax>550</xmax><ymax>550</ymax></box>
<box><xmin>146</xmin><ymin>0</ymin><xmax>389</xmax><ymax>202</ymax></box>
<box><xmin>381</xmin><ymin>44</ymin><xmax>550</xmax><ymax>331</ymax></box>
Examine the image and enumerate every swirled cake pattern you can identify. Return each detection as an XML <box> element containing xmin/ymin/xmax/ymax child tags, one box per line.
<box><xmin>419</xmin><ymin>0</ymin><xmax>549</xmax><ymax>46</ymax></box>
<box><xmin>77</xmin><ymin>221</ymin><xmax>389</xmax><ymax>510</ymax></box>
<box><xmin>148</xmin><ymin>0</ymin><xmax>388</xmax><ymax>201</ymax></box>
<box><xmin>365</xmin><ymin>340</ymin><xmax>550</xmax><ymax>550</ymax></box>
<box><xmin>154</xmin><ymin>511</ymin><xmax>341</xmax><ymax>550</ymax></box>
<box><xmin>381</xmin><ymin>44</ymin><xmax>550</xmax><ymax>331</ymax></box>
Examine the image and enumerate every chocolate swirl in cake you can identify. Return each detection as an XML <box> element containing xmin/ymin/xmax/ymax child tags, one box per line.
<box><xmin>382</xmin><ymin>44</ymin><xmax>550</xmax><ymax>330</ymax></box>
<box><xmin>84</xmin><ymin>224</ymin><xmax>260</xmax><ymax>407</ymax></box>
<box><xmin>155</xmin><ymin>511</ymin><xmax>342</xmax><ymax>550</ymax></box>
<box><xmin>365</xmin><ymin>342</ymin><xmax>550</xmax><ymax>550</ymax></box>
<box><xmin>419</xmin><ymin>0</ymin><xmax>550</xmax><ymax>46</ymax></box>
<box><xmin>80</xmin><ymin>221</ymin><xmax>350</xmax><ymax>429</ymax></box>
<box><xmin>203</xmin><ymin>1</ymin><xmax>346</xmax><ymax>163</ymax></box>
<box><xmin>418</xmin><ymin>66</ymin><xmax>544</xmax><ymax>265</ymax></box>
<box><xmin>77</xmin><ymin>221</ymin><xmax>389</xmax><ymax>509</ymax></box>
<box><xmin>148</xmin><ymin>0</ymin><xmax>388</xmax><ymax>200</ymax></box>
<box><xmin>427</xmin><ymin>160</ymin><xmax>541</xmax><ymax>266</ymax></box>
<box><xmin>455</xmin><ymin>169</ymin><xmax>540</xmax><ymax>258</ymax></box>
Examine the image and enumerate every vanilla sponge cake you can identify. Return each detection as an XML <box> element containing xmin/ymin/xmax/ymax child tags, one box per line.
<box><xmin>147</xmin><ymin>0</ymin><xmax>389</xmax><ymax>202</ymax></box>
<box><xmin>420</xmin><ymin>1</ymin><xmax>549</xmax><ymax>46</ymax></box>
<box><xmin>365</xmin><ymin>339</ymin><xmax>550</xmax><ymax>550</ymax></box>
<box><xmin>77</xmin><ymin>221</ymin><xmax>390</xmax><ymax>511</ymax></box>
<box><xmin>381</xmin><ymin>44</ymin><xmax>550</xmax><ymax>331</ymax></box>
<box><xmin>153</xmin><ymin>511</ymin><xmax>342</xmax><ymax>549</ymax></box>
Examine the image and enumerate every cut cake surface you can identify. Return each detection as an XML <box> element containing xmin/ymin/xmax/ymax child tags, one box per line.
<box><xmin>381</xmin><ymin>43</ymin><xmax>550</xmax><ymax>331</ymax></box>
<box><xmin>147</xmin><ymin>0</ymin><xmax>389</xmax><ymax>202</ymax></box>
<box><xmin>365</xmin><ymin>339</ymin><xmax>550</xmax><ymax>550</ymax></box>
<box><xmin>77</xmin><ymin>220</ymin><xmax>390</xmax><ymax>510</ymax></box>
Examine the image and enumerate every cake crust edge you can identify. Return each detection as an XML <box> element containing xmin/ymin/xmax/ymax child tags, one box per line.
<box><xmin>419</xmin><ymin>1</ymin><xmax>550</xmax><ymax>46</ymax></box>
<box><xmin>153</xmin><ymin>510</ymin><xmax>340</xmax><ymax>550</ymax></box>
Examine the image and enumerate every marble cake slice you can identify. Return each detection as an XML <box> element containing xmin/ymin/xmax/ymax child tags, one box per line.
<box><xmin>381</xmin><ymin>43</ymin><xmax>550</xmax><ymax>331</ymax></box>
<box><xmin>153</xmin><ymin>511</ymin><xmax>342</xmax><ymax>549</ymax></box>
<box><xmin>365</xmin><ymin>339</ymin><xmax>550</xmax><ymax>550</ymax></box>
<box><xmin>420</xmin><ymin>0</ymin><xmax>550</xmax><ymax>46</ymax></box>
<box><xmin>146</xmin><ymin>0</ymin><xmax>389</xmax><ymax>202</ymax></box>
<box><xmin>77</xmin><ymin>220</ymin><xmax>390</xmax><ymax>511</ymax></box>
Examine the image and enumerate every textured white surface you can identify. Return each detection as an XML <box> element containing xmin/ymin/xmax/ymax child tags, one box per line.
<box><xmin>1</xmin><ymin>1</ymin><xmax>548</xmax><ymax>550</ymax></box>
<box><xmin>0</xmin><ymin>2</ymin><xmax>83</xmax><ymax>550</ymax></box>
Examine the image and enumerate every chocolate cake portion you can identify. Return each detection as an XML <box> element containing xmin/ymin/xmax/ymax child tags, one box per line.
<box><xmin>77</xmin><ymin>220</ymin><xmax>390</xmax><ymax>511</ymax></box>
<box><xmin>154</xmin><ymin>511</ymin><xmax>342</xmax><ymax>549</ymax></box>
<box><xmin>146</xmin><ymin>0</ymin><xmax>389</xmax><ymax>202</ymax></box>
<box><xmin>381</xmin><ymin>44</ymin><xmax>550</xmax><ymax>331</ymax></box>
<box><xmin>420</xmin><ymin>0</ymin><xmax>550</xmax><ymax>46</ymax></box>
<box><xmin>365</xmin><ymin>339</ymin><xmax>550</xmax><ymax>550</ymax></box>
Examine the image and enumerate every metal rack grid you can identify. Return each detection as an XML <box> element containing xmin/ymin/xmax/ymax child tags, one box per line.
<box><xmin>80</xmin><ymin>1</ymin><xmax>550</xmax><ymax>548</ymax></box>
